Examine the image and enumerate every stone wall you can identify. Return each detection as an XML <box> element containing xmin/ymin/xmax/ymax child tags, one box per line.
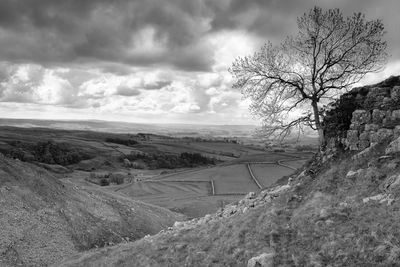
<box><xmin>323</xmin><ymin>76</ymin><xmax>400</xmax><ymax>152</ymax></box>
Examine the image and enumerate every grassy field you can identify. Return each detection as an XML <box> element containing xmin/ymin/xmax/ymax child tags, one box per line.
<box><xmin>115</xmin><ymin>155</ymin><xmax>310</xmax><ymax>217</ymax></box>
<box><xmin>0</xmin><ymin>125</ymin><xmax>314</xmax><ymax>218</ymax></box>
<box><xmin>249</xmin><ymin>164</ymin><xmax>295</xmax><ymax>187</ymax></box>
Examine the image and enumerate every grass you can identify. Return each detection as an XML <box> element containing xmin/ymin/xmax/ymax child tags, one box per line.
<box><xmin>250</xmin><ymin>164</ymin><xmax>295</xmax><ymax>187</ymax></box>
<box><xmin>58</xmin><ymin>139</ymin><xmax>400</xmax><ymax>267</ymax></box>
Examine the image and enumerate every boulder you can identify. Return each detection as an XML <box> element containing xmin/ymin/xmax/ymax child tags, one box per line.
<box><xmin>386</xmin><ymin>137</ymin><xmax>400</xmax><ymax>155</ymax></box>
<box><xmin>247</xmin><ymin>251</ymin><xmax>275</xmax><ymax>267</ymax></box>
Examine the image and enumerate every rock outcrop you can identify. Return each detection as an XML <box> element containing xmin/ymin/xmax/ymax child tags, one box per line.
<box><xmin>324</xmin><ymin>76</ymin><xmax>400</xmax><ymax>152</ymax></box>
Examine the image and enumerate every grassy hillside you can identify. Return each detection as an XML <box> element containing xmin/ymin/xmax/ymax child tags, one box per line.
<box><xmin>0</xmin><ymin>154</ymin><xmax>184</xmax><ymax>267</ymax></box>
<box><xmin>57</xmin><ymin>137</ymin><xmax>400</xmax><ymax>267</ymax></box>
<box><xmin>57</xmin><ymin>77</ymin><xmax>400</xmax><ymax>266</ymax></box>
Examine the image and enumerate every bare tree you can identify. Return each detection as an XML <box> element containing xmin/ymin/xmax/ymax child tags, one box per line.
<box><xmin>230</xmin><ymin>7</ymin><xmax>388</xmax><ymax>145</ymax></box>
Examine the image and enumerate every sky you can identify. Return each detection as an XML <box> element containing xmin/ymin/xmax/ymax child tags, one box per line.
<box><xmin>0</xmin><ymin>0</ymin><xmax>399</xmax><ymax>125</ymax></box>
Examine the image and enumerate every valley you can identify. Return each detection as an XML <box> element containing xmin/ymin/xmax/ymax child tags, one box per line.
<box><xmin>0</xmin><ymin>123</ymin><xmax>314</xmax><ymax>266</ymax></box>
<box><xmin>0</xmin><ymin>125</ymin><xmax>314</xmax><ymax>218</ymax></box>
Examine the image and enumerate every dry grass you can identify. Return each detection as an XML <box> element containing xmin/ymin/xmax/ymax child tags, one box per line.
<box><xmin>58</xmin><ymin>141</ymin><xmax>400</xmax><ymax>267</ymax></box>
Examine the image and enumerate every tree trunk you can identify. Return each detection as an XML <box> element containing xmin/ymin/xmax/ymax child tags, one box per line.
<box><xmin>311</xmin><ymin>100</ymin><xmax>324</xmax><ymax>146</ymax></box>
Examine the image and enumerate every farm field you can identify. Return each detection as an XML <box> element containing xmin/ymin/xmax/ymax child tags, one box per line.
<box><xmin>156</xmin><ymin>164</ymin><xmax>258</xmax><ymax>193</ymax></box>
<box><xmin>115</xmin><ymin>152</ymin><xmax>311</xmax><ymax>217</ymax></box>
<box><xmin>0</xmin><ymin>125</ymin><xmax>315</xmax><ymax>218</ymax></box>
<box><xmin>279</xmin><ymin>159</ymin><xmax>310</xmax><ymax>169</ymax></box>
<box><xmin>249</xmin><ymin>164</ymin><xmax>294</xmax><ymax>188</ymax></box>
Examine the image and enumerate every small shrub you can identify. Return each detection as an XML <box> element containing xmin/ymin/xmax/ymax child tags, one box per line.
<box><xmin>295</xmin><ymin>144</ymin><xmax>317</xmax><ymax>151</ymax></box>
<box><xmin>99</xmin><ymin>178</ymin><xmax>110</xmax><ymax>186</ymax></box>
<box><xmin>110</xmin><ymin>175</ymin><xmax>124</xmax><ymax>185</ymax></box>
<box><xmin>105</xmin><ymin>137</ymin><xmax>138</xmax><ymax>146</ymax></box>
<box><xmin>132</xmin><ymin>162</ymin><xmax>146</xmax><ymax>169</ymax></box>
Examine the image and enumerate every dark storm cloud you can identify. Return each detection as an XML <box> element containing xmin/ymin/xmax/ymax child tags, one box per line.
<box><xmin>209</xmin><ymin>0</ymin><xmax>400</xmax><ymax>55</ymax></box>
<box><xmin>0</xmin><ymin>0</ymin><xmax>399</xmax><ymax>72</ymax></box>
<box><xmin>0</xmin><ymin>0</ymin><xmax>216</xmax><ymax>72</ymax></box>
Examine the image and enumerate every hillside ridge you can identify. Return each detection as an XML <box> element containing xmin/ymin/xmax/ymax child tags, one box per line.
<box><xmin>57</xmin><ymin>76</ymin><xmax>400</xmax><ymax>267</ymax></box>
<box><xmin>0</xmin><ymin>153</ymin><xmax>184</xmax><ymax>267</ymax></box>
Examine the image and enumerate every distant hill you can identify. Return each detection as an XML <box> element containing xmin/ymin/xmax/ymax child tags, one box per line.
<box><xmin>0</xmin><ymin>118</ymin><xmax>258</xmax><ymax>138</ymax></box>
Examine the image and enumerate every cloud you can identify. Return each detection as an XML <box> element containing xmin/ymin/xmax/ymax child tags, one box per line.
<box><xmin>0</xmin><ymin>0</ymin><xmax>399</xmax><ymax>72</ymax></box>
<box><xmin>143</xmin><ymin>80</ymin><xmax>172</xmax><ymax>90</ymax></box>
<box><xmin>115</xmin><ymin>86</ymin><xmax>141</xmax><ymax>96</ymax></box>
<box><xmin>0</xmin><ymin>1</ymin><xmax>399</xmax><ymax>125</ymax></box>
<box><xmin>0</xmin><ymin>0</ymin><xmax>216</xmax><ymax>72</ymax></box>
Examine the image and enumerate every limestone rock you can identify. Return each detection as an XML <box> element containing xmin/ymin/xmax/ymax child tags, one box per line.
<box><xmin>370</xmin><ymin>128</ymin><xmax>393</xmax><ymax>143</ymax></box>
<box><xmin>363</xmin><ymin>193</ymin><xmax>394</xmax><ymax>205</ymax></box>
<box><xmin>382</xmin><ymin>174</ymin><xmax>400</xmax><ymax>193</ymax></box>
<box><xmin>349</xmin><ymin>122</ymin><xmax>363</xmax><ymax>130</ymax></box>
<box><xmin>247</xmin><ymin>251</ymin><xmax>275</xmax><ymax>267</ymax></box>
<box><xmin>392</xmin><ymin>110</ymin><xmax>400</xmax><ymax>121</ymax></box>
<box><xmin>386</xmin><ymin>137</ymin><xmax>400</xmax><ymax>154</ymax></box>
<box><xmin>346</xmin><ymin>130</ymin><xmax>359</xmax><ymax>150</ymax></box>
<box><xmin>363</xmin><ymin>193</ymin><xmax>386</xmax><ymax>203</ymax></box>
<box><xmin>365</xmin><ymin>123</ymin><xmax>379</xmax><ymax>131</ymax></box>
<box><xmin>393</xmin><ymin>126</ymin><xmax>400</xmax><ymax>139</ymax></box>
<box><xmin>173</xmin><ymin>221</ymin><xmax>185</xmax><ymax>228</ymax></box>
<box><xmin>351</xmin><ymin>110</ymin><xmax>371</xmax><ymax>125</ymax></box>
<box><xmin>358</xmin><ymin>132</ymin><xmax>370</xmax><ymax>150</ymax></box>
<box><xmin>372</xmin><ymin>109</ymin><xmax>386</xmax><ymax>124</ymax></box>
<box><xmin>245</xmin><ymin>192</ymin><xmax>256</xmax><ymax>199</ymax></box>
<box><xmin>391</xmin><ymin>86</ymin><xmax>400</xmax><ymax>100</ymax></box>
<box><xmin>346</xmin><ymin>170</ymin><xmax>358</xmax><ymax>178</ymax></box>
<box><xmin>352</xmin><ymin>142</ymin><xmax>378</xmax><ymax>160</ymax></box>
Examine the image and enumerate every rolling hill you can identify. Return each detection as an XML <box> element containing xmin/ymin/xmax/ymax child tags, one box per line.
<box><xmin>0</xmin><ymin>153</ymin><xmax>184</xmax><ymax>267</ymax></box>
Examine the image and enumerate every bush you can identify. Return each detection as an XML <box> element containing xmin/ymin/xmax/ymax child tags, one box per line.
<box><xmin>122</xmin><ymin>151</ymin><xmax>216</xmax><ymax>169</ymax></box>
<box><xmin>132</xmin><ymin>161</ymin><xmax>146</xmax><ymax>169</ymax></box>
<box><xmin>105</xmin><ymin>137</ymin><xmax>138</xmax><ymax>146</ymax></box>
<box><xmin>5</xmin><ymin>140</ymin><xmax>93</xmax><ymax>165</ymax></box>
<box><xmin>295</xmin><ymin>144</ymin><xmax>317</xmax><ymax>151</ymax></box>
<box><xmin>110</xmin><ymin>175</ymin><xmax>124</xmax><ymax>185</ymax></box>
<box><xmin>99</xmin><ymin>178</ymin><xmax>110</xmax><ymax>186</ymax></box>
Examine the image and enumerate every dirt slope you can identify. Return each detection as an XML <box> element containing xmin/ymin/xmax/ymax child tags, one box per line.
<box><xmin>0</xmin><ymin>153</ymin><xmax>184</xmax><ymax>267</ymax></box>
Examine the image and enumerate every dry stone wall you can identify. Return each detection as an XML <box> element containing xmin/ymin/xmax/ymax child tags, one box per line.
<box><xmin>323</xmin><ymin>76</ymin><xmax>400</xmax><ymax>152</ymax></box>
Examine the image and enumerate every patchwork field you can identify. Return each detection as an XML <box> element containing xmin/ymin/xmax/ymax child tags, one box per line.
<box><xmin>0</xmin><ymin>125</ymin><xmax>314</xmax><ymax>218</ymax></box>
<box><xmin>115</xmin><ymin>153</ymin><xmax>311</xmax><ymax>217</ymax></box>
<box><xmin>249</xmin><ymin>164</ymin><xmax>295</xmax><ymax>188</ymax></box>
